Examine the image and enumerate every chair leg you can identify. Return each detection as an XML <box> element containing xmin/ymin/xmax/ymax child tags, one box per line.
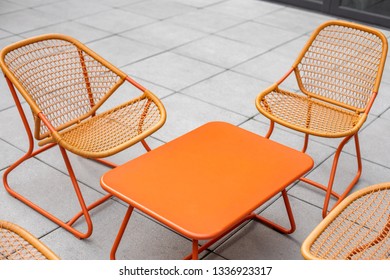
<box><xmin>3</xmin><ymin>143</ymin><xmax>101</xmax><ymax>238</ymax></box>
<box><xmin>265</xmin><ymin>120</ymin><xmax>274</xmax><ymax>139</ymax></box>
<box><xmin>3</xmin><ymin>76</ymin><xmax>114</xmax><ymax>238</ymax></box>
<box><xmin>300</xmin><ymin>133</ymin><xmax>362</xmax><ymax>218</ymax></box>
<box><xmin>323</xmin><ymin>133</ymin><xmax>362</xmax><ymax>216</ymax></box>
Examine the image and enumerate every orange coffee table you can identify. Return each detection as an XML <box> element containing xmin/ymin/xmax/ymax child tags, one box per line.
<box><xmin>101</xmin><ymin>122</ymin><xmax>313</xmax><ymax>259</ymax></box>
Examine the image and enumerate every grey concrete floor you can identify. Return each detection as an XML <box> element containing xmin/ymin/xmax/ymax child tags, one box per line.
<box><xmin>0</xmin><ymin>0</ymin><xmax>389</xmax><ymax>260</ymax></box>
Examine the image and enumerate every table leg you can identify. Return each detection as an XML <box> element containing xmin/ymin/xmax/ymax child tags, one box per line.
<box><xmin>192</xmin><ymin>240</ymin><xmax>199</xmax><ymax>260</ymax></box>
<box><xmin>254</xmin><ymin>189</ymin><xmax>296</xmax><ymax>234</ymax></box>
<box><xmin>110</xmin><ymin>206</ymin><xmax>134</xmax><ymax>260</ymax></box>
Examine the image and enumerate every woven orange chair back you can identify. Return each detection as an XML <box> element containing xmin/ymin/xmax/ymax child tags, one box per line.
<box><xmin>0</xmin><ymin>34</ymin><xmax>127</xmax><ymax>140</ymax></box>
<box><xmin>293</xmin><ymin>21</ymin><xmax>388</xmax><ymax>113</ymax></box>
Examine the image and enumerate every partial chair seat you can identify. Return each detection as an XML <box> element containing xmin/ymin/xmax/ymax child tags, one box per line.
<box><xmin>0</xmin><ymin>220</ymin><xmax>59</xmax><ymax>260</ymax></box>
<box><xmin>301</xmin><ymin>183</ymin><xmax>390</xmax><ymax>260</ymax></box>
<box><xmin>39</xmin><ymin>93</ymin><xmax>163</xmax><ymax>158</ymax></box>
<box><xmin>257</xmin><ymin>87</ymin><xmax>366</xmax><ymax>138</ymax></box>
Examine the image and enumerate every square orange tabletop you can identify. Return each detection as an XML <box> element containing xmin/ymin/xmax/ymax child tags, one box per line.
<box><xmin>101</xmin><ymin>122</ymin><xmax>313</xmax><ymax>243</ymax></box>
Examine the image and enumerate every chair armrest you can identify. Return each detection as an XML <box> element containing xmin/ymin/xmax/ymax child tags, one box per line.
<box><xmin>37</xmin><ymin>112</ymin><xmax>63</xmax><ymax>144</ymax></box>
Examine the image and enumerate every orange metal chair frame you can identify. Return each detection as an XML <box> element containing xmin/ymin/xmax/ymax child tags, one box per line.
<box><xmin>0</xmin><ymin>220</ymin><xmax>59</xmax><ymax>260</ymax></box>
<box><xmin>0</xmin><ymin>34</ymin><xmax>166</xmax><ymax>239</ymax></box>
<box><xmin>255</xmin><ymin>20</ymin><xmax>388</xmax><ymax>218</ymax></box>
<box><xmin>301</xmin><ymin>183</ymin><xmax>390</xmax><ymax>260</ymax></box>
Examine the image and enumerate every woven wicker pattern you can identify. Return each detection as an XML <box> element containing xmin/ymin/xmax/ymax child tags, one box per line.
<box><xmin>298</xmin><ymin>25</ymin><xmax>382</xmax><ymax>109</ymax></box>
<box><xmin>259</xmin><ymin>88</ymin><xmax>361</xmax><ymax>136</ymax></box>
<box><xmin>297</xmin><ymin>24</ymin><xmax>384</xmax><ymax>110</ymax></box>
<box><xmin>0</xmin><ymin>225</ymin><xmax>48</xmax><ymax>260</ymax></box>
<box><xmin>3</xmin><ymin>38</ymin><xmax>122</xmax><ymax>138</ymax></box>
<box><xmin>59</xmin><ymin>96</ymin><xmax>161</xmax><ymax>157</ymax></box>
<box><xmin>309</xmin><ymin>187</ymin><xmax>390</xmax><ymax>259</ymax></box>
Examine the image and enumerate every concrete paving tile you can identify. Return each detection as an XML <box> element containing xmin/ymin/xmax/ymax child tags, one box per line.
<box><xmin>33</xmin><ymin>0</ymin><xmax>111</xmax><ymax>21</ymax></box>
<box><xmin>0</xmin><ymin>170</ymin><xmax>59</xmax><ymax>238</ymax></box>
<box><xmin>151</xmin><ymin>93</ymin><xmax>248</xmax><ymax>142</ymax></box>
<box><xmin>345</xmin><ymin>117</ymin><xmax>390</xmax><ymax>168</ymax></box>
<box><xmin>381</xmin><ymin>108</ymin><xmax>390</xmax><ymax>120</ymax></box>
<box><xmin>5</xmin><ymin>0</ymin><xmax>60</xmax><ymax>7</ymax></box>
<box><xmin>217</xmin><ymin>21</ymin><xmax>301</xmax><ymax>52</ymax></box>
<box><xmin>0</xmin><ymin>103</ymin><xmax>40</xmax><ymax>152</ymax></box>
<box><xmin>41</xmin><ymin>201</ymin><xmax>193</xmax><ymax>259</ymax></box>
<box><xmin>239</xmin><ymin>119</ymin><xmax>335</xmax><ymax>168</ymax></box>
<box><xmin>83</xmin><ymin>0</ymin><xmax>144</xmax><ymax>7</ymax></box>
<box><xmin>254</xmin><ymin>7</ymin><xmax>336</xmax><ymax>35</ymax></box>
<box><xmin>0</xmin><ymin>156</ymin><xmax>105</xmax><ymax>229</ymax></box>
<box><xmin>0</xmin><ymin>139</ymin><xmax>24</xmax><ymax>170</ymax></box>
<box><xmin>290</xmin><ymin>153</ymin><xmax>390</xmax><ymax>211</ymax></box>
<box><xmin>123</xmin><ymin>52</ymin><xmax>224</xmax><ymax>91</ymax></box>
<box><xmin>206</xmin><ymin>0</ymin><xmax>284</xmax><ymax>19</ymax></box>
<box><xmin>36</xmin><ymin>137</ymin><xmax>164</xmax><ymax>191</ymax></box>
<box><xmin>181</xmin><ymin>70</ymin><xmax>269</xmax><ymax>117</ymax></box>
<box><xmin>203</xmin><ymin>252</ymin><xmax>227</xmax><ymax>260</ymax></box>
<box><xmin>382</xmin><ymin>55</ymin><xmax>390</xmax><ymax>84</ymax></box>
<box><xmin>0</xmin><ymin>8</ymin><xmax>65</xmax><ymax>34</ymax></box>
<box><xmin>20</xmin><ymin>21</ymin><xmax>111</xmax><ymax>43</ymax></box>
<box><xmin>0</xmin><ymin>0</ymin><xmax>24</xmax><ymax>14</ymax></box>
<box><xmin>121</xmin><ymin>21</ymin><xmax>207</xmax><ymax>50</ymax></box>
<box><xmin>0</xmin><ymin>35</ymin><xmax>24</xmax><ymax>49</ymax></box>
<box><xmin>377</xmin><ymin>26</ymin><xmax>390</xmax><ymax>38</ymax></box>
<box><xmin>0</xmin><ymin>30</ymin><xmax>13</xmax><ymax>40</ymax></box>
<box><xmin>232</xmin><ymin>51</ymin><xmax>300</xmax><ymax>91</ymax></box>
<box><xmin>371</xmin><ymin>82</ymin><xmax>390</xmax><ymax>116</ymax></box>
<box><xmin>175</xmin><ymin>0</ymin><xmax>224</xmax><ymax>8</ymax></box>
<box><xmin>86</xmin><ymin>35</ymin><xmax>162</xmax><ymax>67</ymax></box>
<box><xmin>173</xmin><ymin>35</ymin><xmax>264</xmax><ymax>69</ymax></box>
<box><xmin>76</xmin><ymin>9</ymin><xmax>156</xmax><ymax>34</ymax></box>
<box><xmin>123</xmin><ymin>0</ymin><xmax>196</xmax><ymax>20</ymax></box>
<box><xmin>0</xmin><ymin>103</ymin><xmax>37</xmax><ymax>152</ymax></box>
<box><xmin>272</xmin><ymin>34</ymin><xmax>310</xmax><ymax>58</ymax></box>
<box><xmin>214</xmin><ymin>196</ymin><xmax>323</xmax><ymax>259</ymax></box>
<box><xmin>166</xmin><ymin>9</ymin><xmax>245</xmax><ymax>34</ymax></box>
<box><xmin>0</xmin><ymin>79</ymin><xmax>19</xmax><ymax>111</ymax></box>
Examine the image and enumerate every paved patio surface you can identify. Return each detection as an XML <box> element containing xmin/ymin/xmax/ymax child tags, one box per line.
<box><xmin>0</xmin><ymin>0</ymin><xmax>389</xmax><ymax>260</ymax></box>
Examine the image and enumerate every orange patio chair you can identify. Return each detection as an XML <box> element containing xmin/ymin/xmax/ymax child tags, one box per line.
<box><xmin>301</xmin><ymin>182</ymin><xmax>390</xmax><ymax>259</ymax></box>
<box><xmin>0</xmin><ymin>220</ymin><xmax>59</xmax><ymax>260</ymax></box>
<box><xmin>255</xmin><ymin>20</ymin><xmax>388</xmax><ymax>217</ymax></box>
<box><xmin>0</xmin><ymin>34</ymin><xmax>166</xmax><ymax>239</ymax></box>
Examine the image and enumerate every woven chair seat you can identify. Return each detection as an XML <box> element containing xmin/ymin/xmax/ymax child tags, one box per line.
<box><xmin>44</xmin><ymin>95</ymin><xmax>162</xmax><ymax>158</ymax></box>
<box><xmin>302</xmin><ymin>183</ymin><xmax>390</xmax><ymax>260</ymax></box>
<box><xmin>0</xmin><ymin>220</ymin><xmax>59</xmax><ymax>260</ymax></box>
<box><xmin>257</xmin><ymin>88</ymin><xmax>364</xmax><ymax>138</ymax></box>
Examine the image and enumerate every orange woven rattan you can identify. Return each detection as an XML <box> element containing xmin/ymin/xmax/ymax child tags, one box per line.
<box><xmin>0</xmin><ymin>34</ymin><xmax>166</xmax><ymax>238</ymax></box>
<box><xmin>44</xmin><ymin>92</ymin><xmax>162</xmax><ymax>158</ymax></box>
<box><xmin>0</xmin><ymin>220</ymin><xmax>59</xmax><ymax>260</ymax></box>
<box><xmin>1</xmin><ymin>34</ymin><xmax>165</xmax><ymax>158</ymax></box>
<box><xmin>255</xmin><ymin>20</ymin><xmax>388</xmax><ymax>218</ymax></box>
<box><xmin>257</xmin><ymin>21</ymin><xmax>387</xmax><ymax>137</ymax></box>
<box><xmin>301</xmin><ymin>183</ymin><xmax>390</xmax><ymax>260</ymax></box>
<box><xmin>260</xmin><ymin>88</ymin><xmax>363</xmax><ymax>138</ymax></box>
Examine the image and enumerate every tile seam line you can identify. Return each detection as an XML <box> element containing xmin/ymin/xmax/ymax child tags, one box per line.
<box><xmin>73</xmin><ymin>12</ymin><xmax>161</xmax><ymax>36</ymax></box>
<box><xmin>30</xmin><ymin>5</ymin><xmax>117</xmax><ymax>22</ymax></box>
<box><xmin>0</xmin><ymin>138</ymin><xmax>108</xmax><ymax>196</ymax></box>
<box><xmin>178</xmin><ymin>91</ymin><xmax>258</xmax><ymax>119</ymax></box>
